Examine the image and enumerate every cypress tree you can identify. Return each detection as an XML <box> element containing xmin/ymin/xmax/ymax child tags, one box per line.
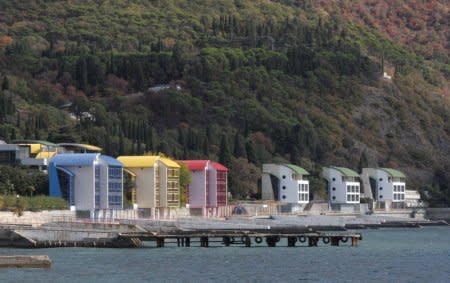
<box><xmin>245</xmin><ymin>140</ymin><xmax>258</xmax><ymax>165</ymax></box>
<box><xmin>219</xmin><ymin>135</ymin><xmax>232</xmax><ymax>167</ymax></box>
<box><xmin>233</xmin><ymin>133</ymin><xmax>246</xmax><ymax>158</ymax></box>
<box><xmin>1</xmin><ymin>76</ymin><xmax>9</xmax><ymax>91</ymax></box>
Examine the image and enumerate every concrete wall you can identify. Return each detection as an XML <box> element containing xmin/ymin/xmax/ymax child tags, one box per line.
<box><xmin>131</xmin><ymin>167</ymin><xmax>154</xmax><ymax>208</ymax></box>
<box><xmin>0</xmin><ymin>210</ymin><xmax>76</xmax><ymax>225</ymax></box>
<box><xmin>189</xmin><ymin>170</ymin><xmax>206</xmax><ymax>208</ymax></box>
<box><xmin>66</xmin><ymin>165</ymin><xmax>95</xmax><ymax>210</ymax></box>
<box><xmin>426</xmin><ymin>208</ymin><xmax>450</xmax><ymax>221</ymax></box>
<box><xmin>208</xmin><ymin>162</ymin><xmax>218</xmax><ymax>207</ymax></box>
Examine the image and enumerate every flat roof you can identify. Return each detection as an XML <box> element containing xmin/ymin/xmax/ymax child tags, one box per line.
<box><xmin>117</xmin><ymin>156</ymin><xmax>158</xmax><ymax>168</ymax></box>
<box><xmin>331</xmin><ymin>166</ymin><xmax>359</xmax><ymax>177</ymax></box>
<box><xmin>380</xmin><ymin>168</ymin><xmax>406</xmax><ymax>178</ymax></box>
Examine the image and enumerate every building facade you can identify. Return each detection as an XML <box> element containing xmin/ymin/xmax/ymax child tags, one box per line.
<box><xmin>0</xmin><ymin>140</ymin><xmax>57</xmax><ymax>170</ymax></box>
<box><xmin>323</xmin><ymin>167</ymin><xmax>360</xmax><ymax>205</ymax></box>
<box><xmin>178</xmin><ymin>160</ymin><xmax>228</xmax><ymax>211</ymax></box>
<box><xmin>117</xmin><ymin>156</ymin><xmax>180</xmax><ymax>209</ymax></box>
<box><xmin>261</xmin><ymin>164</ymin><xmax>310</xmax><ymax>204</ymax></box>
<box><xmin>49</xmin><ymin>153</ymin><xmax>123</xmax><ymax>211</ymax></box>
<box><xmin>361</xmin><ymin>168</ymin><xmax>407</xmax><ymax>209</ymax></box>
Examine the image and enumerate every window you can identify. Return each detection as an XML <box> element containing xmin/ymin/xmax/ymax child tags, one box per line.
<box><xmin>380</xmin><ymin>195</ymin><xmax>383</xmax><ymax>199</ymax></box>
<box><xmin>332</xmin><ymin>178</ymin><xmax>336</xmax><ymax>181</ymax></box>
<box><xmin>282</xmin><ymin>175</ymin><xmax>286</xmax><ymax>179</ymax></box>
<box><xmin>282</xmin><ymin>186</ymin><xmax>286</xmax><ymax>190</ymax></box>
<box><xmin>379</xmin><ymin>187</ymin><xmax>383</xmax><ymax>191</ymax></box>
<box><xmin>332</xmin><ymin>196</ymin><xmax>336</xmax><ymax>200</ymax></box>
<box><xmin>347</xmin><ymin>195</ymin><xmax>351</xmax><ymax>202</ymax></box>
<box><xmin>379</xmin><ymin>178</ymin><xmax>383</xmax><ymax>181</ymax></box>
<box><xmin>108</xmin><ymin>195</ymin><xmax>122</xmax><ymax>206</ymax></box>
<box><xmin>332</xmin><ymin>187</ymin><xmax>336</xmax><ymax>191</ymax></box>
<box><xmin>282</xmin><ymin>195</ymin><xmax>286</xmax><ymax>199</ymax></box>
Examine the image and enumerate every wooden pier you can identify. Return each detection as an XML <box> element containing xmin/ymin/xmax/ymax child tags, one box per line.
<box><xmin>117</xmin><ymin>231</ymin><xmax>362</xmax><ymax>248</ymax></box>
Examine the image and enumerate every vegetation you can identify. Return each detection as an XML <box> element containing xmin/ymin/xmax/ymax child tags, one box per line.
<box><xmin>0</xmin><ymin>195</ymin><xmax>68</xmax><ymax>212</ymax></box>
<box><xmin>0</xmin><ymin>1</ymin><xmax>449</xmax><ymax>205</ymax></box>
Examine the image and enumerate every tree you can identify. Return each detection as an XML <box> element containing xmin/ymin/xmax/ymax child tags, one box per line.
<box><xmin>1</xmin><ymin>76</ymin><xmax>9</xmax><ymax>90</ymax></box>
<box><xmin>218</xmin><ymin>135</ymin><xmax>232</xmax><ymax>167</ymax></box>
<box><xmin>229</xmin><ymin>157</ymin><xmax>261</xmax><ymax>199</ymax></box>
<box><xmin>233</xmin><ymin>133</ymin><xmax>246</xmax><ymax>158</ymax></box>
<box><xmin>178</xmin><ymin>163</ymin><xmax>192</xmax><ymax>206</ymax></box>
<box><xmin>245</xmin><ymin>140</ymin><xmax>258</xmax><ymax>164</ymax></box>
<box><xmin>358</xmin><ymin>150</ymin><xmax>369</xmax><ymax>172</ymax></box>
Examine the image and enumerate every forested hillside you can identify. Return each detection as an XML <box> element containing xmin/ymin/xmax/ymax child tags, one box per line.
<box><xmin>0</xmin><ymin>0</ymin><xmax>449</xmax><ymax>205</ymax></box>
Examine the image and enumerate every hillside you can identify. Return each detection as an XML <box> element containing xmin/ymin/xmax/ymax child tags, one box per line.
<box><xmin>0</xmin><ymin>0</ymin><xmax>449</xmax><ymax>205</ymax></box>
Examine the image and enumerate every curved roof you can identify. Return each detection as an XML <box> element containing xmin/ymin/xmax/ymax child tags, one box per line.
<box><xmin>57</xmin><ymin>143</ymin><xmax>102</xmax><ymax>152</ymax></box>
<box><xmin>380</xmin><ymin>168</ymin><xmax>406</xmax><ymax>178</ymax></box>
<box><xmin>100</xmin><ymin>155</ymin><xmax>123</xmax><ymax>167</ymax></box>
<box><xmin>331</xmin><ymin>166</ymin><xmax>359</xmax><ymax>177</ymax></box>
<box><xmin>50</xmin><ymin>153</ymin><xmax>122</xmax><ymax>167</ymax></box>
<box><xmin>159</xmin><ymin>157</ymin><xmax>180</xmax><ymax>168</ymax></box>
<box><xmin>117</xmin><ymin>156</ymin><xmax>158</xmax><ymax>168</ymax></box>
<box><xmin>284</xmin><ymin>164</ymin><xmax>309</xmax><ymax>175</ymax></box>
<box><xmin>50</xmin><ymin>153</ymin><xmax>99</xmax><ymax>166</ymax></box>
<box><xmin>36</xmin><ymin>151</ymin><xmax>57</xmax><ymax>159</ymax></box>
<box><xmin>178</xmin><ymin>160</ymin><xmax>208</xmax><ymax>171</ymax></box>
<box><xmin>12</xmin><ymin>140</ymin><xmax>57</xmax><ymax>147</ymax></box>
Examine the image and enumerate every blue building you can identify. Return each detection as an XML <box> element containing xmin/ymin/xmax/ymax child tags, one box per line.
<box><xmin>49</xmin><ymin>153</ymin><xmax>123</xmax><ymax>211</ymax></box>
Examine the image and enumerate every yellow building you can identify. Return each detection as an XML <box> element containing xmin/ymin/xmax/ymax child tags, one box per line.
<box><xmin>117</xmin><ymin>156</ymin><xmax>180</xmax><ymax>209</ymax></box>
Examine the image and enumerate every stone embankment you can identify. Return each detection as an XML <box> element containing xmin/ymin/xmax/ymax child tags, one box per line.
<box><xmin>0</xmin><ymin>255</ymin><xmax>51</xmax><ymax>268</ymax></box>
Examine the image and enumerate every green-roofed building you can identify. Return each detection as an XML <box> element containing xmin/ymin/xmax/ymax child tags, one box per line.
<box><xmin>361</xmin><ymin>168</ymin><xmax>409</xmax><ymax>210</ymax></box>
<box><xmin>261</xmin><ymin>163</ymin><xmax>310</xmax><ymax>205</ymax></box>
<box><xmin>323</xmin><ymin>166</ymin><xmax>361</xmax><ymax>206</ymax></box>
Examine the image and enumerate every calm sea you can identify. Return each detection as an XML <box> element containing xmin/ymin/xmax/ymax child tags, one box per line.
<box><xmin>1</xmin><ymin>227</ymin><xmax>449</xmax><ymax>283</ymax></box>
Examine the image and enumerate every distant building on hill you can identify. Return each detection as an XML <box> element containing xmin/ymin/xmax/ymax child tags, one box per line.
<box><xmin>261</xmin><ymin>164</ymin><xmax>310</xmax><ymax>207</ymax></box>
<box><xmin>323</xmin><ymin>167</ymin><xmax>361</xmax><ymax>210</ymax></box>
<box><xmin>57</xmin><ymin>143</ymin><xmax>102</xmax><ymax>153</ymax></box>
<box><xmin>178</xmin><ymin>160</ymin><xmax>228</xmax><ymax>216</ymax></box>
<box><xmin>48</xmin><ymin>153</ymin><xmax>123</xmax><ymax>211</ymax></box>
<box><xmin>0</xmin><ymin>140</ymin><xmax>58</xmax><ymax>171</ymax></box>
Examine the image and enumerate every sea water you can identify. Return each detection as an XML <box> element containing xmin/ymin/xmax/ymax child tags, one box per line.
<box><xmin>1</xmin><ymin>227</ymin><xmax>449</xmax><ymax>282</ymax></box>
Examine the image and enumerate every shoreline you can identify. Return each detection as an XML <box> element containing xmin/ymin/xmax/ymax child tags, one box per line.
<box><xmin>0</xmin><ymin>213</ymin><xmax>448</xmax><ymax>249</ymax></box>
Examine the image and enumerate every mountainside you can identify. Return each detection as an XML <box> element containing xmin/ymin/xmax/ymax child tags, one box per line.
<box><xmin>0</xmin><ymin>0</ymin><xmax>449</xmax><ymax>205</ymax></box>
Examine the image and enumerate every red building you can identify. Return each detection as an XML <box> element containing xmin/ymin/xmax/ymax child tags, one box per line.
<box><xmin>179</xmin><ymin>160</ymin><xmax>228</xmax><ymax>215</ymax></box>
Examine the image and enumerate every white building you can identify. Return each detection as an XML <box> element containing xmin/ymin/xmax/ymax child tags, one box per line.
<box><xmin>49</xmin><ymin>153</ymin><xmax>123</xmax><ymax>211</ymax></box>
<box><xmin>323</xmin><ymin>167</ymin><xmax>361</xmax><ymax>205</ymax></box>
<box><xmin>261</xmin><ymin>164</ymin><xmax>309</xmax><ymax>204</ymax></box>
<box><xmin>361</xmin><ymin>168</ymin><xmax>408</xmax><ymax>209</ymax></box>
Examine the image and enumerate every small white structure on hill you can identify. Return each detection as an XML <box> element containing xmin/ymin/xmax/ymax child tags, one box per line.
<box><xmin>323</xmin><ymin>167</ymin><xmax>361</xmax><ymax>206</ymax></box>
<box><xmin>261</xmin><ymin>164</ymin><xmax>309</xmax><ymax>204</ymax></box>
